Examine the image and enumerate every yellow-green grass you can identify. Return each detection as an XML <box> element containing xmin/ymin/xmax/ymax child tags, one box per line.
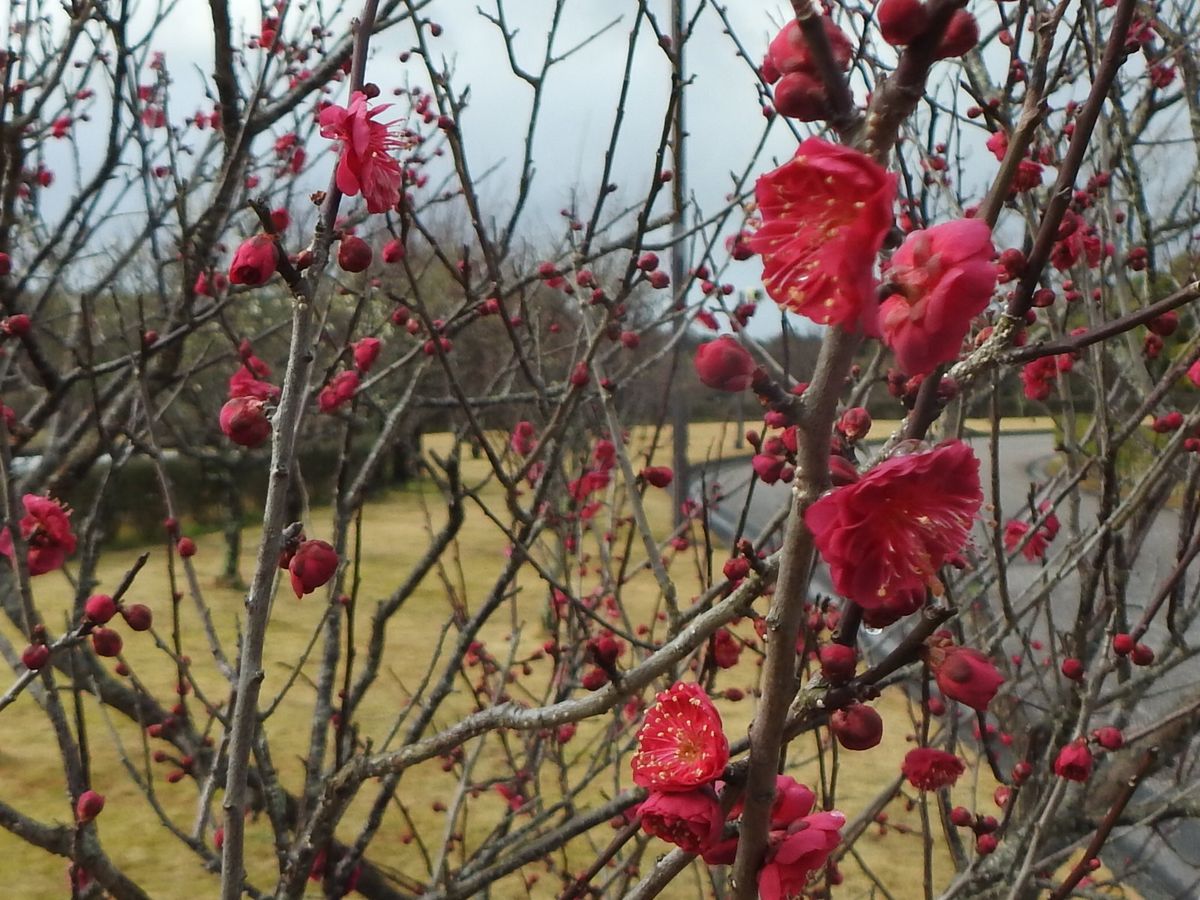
<box><xmin>0</xmin><ymin>421</ymin><xmax>1052</xmax><ymax>898</ymax></box>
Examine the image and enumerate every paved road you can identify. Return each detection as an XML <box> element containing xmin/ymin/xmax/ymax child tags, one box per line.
<box><xmin>694</xmin><ymin>431</ymin><xmax>1200</xmax><ymax>899</ymax></box>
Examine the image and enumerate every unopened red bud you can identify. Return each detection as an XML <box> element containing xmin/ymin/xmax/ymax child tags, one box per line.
<box><xmin>723</xmin><ymin>557</ymin><xmax>751</xmax><ymax>582</ymax></box>
<box><xmin>1131</xmin><ymin>643</ymin><xmax>1154</xmax><ymax>666</ymax></box>
<box><xmin>91</xmin><ymin>627</ymin><xmax>123</xmax><ymax>657</ymax></box>
<box><xmin>1147</xmin><ymin>311</ymin><xmax>1178</xmax><ymax>336</ymax></box>
<box><xmin>121</xmin><ymin>603</ymin><xmax>153</xmax><ymax>632</ymax></box>
<box><xmin>1112</xmin><ymin>633</ymin><xmax>1134</xmax><ymax>656</ymax></box>
<box><xmin>2</xmin><ymin>314</ymin><xmax>31</xmax><ymax>336</ymax></box>
<box><xmin>228</xmin><ymin>234</ymin><xmax>278</xmax><ymax>286</ymax></box>
<box><xmin>85</xmin><ymin>594</ymin><xmax>117</xmax><ymax>624</ymax></box>
<box><xmin>640</xmin><ymin>466</ymin><xmax>673</xmax><ymax>488</ymax></box>
<box><xmin>819</xmin><ymin>644</ymin><xmax>857</xmax><ymax>683</ymax></box>
<box><xmin>1033</xmin><ymin>288</ymin><xmax>1056</xmax><ymax>308</ymax></box>
<box><xmin>337</xmin><ymin>235</ymin><xmax>372</xmax><ymax>273</ymax></box>
<box><xmin>177</xmin><ymin>537</ymin><xmax>197</xmax><ymax>558</ymax></box>
<box><xmin>1093</xmin><ymin>726</ymin><xmax>1124</xmax><ymax>750</ymax></box>
<box><xmin>75</xmin><ymin>790</ymin><xmax>105</xmax><ymax>823</ymax></box>
<box><xmin>382</xmin><ymin>239</ymin><xmax>406</xmax><ymax>263</ymax></box>
<box><xmin>581</xmin><ymin>667</ymin><xmax>608</xmax><ymax>690</ymax></box>
<box><xmin>877</xmin><ymin>0</ymin><xmax>929</xmax><ymax>45</ymax></box>
<box><xmin>830</xmin><ymin>704</ymin><xmax>883</xmax><ymax>751</ymax></box>
<box><xmin>22</xmin><ymin>643</ymin><xmax>50</xmax><ymax>671</ymax></box>
<box><xmin>936</xmin><ymin>10</ymin><xmax>979</xmax><ymax>59</ymax></box>
<box><xmin>694</xmin><ymin>336</ymin><xmax>755</xmax><ymax>392</ymax></box>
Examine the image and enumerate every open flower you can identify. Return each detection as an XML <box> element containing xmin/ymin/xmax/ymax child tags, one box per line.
<box><xmin>0</xmin><ymin>494</ymin><xmax>77</xmax><ymax>576</ymax></box>
<box><xmin>631</xmin><ymin>682</ymin><xmax>729</xmax><ymax>791</ymax></box>
<box><xmin>639</xmin><ymin>789</ymin><xmax>723</xmax><ymax>853</ymax></box>
<box><xmin>878</xmin><ymin>218</ymin><xmax>996</xmax><ymax>375</ymax></box>
<box><xmin>804</xmin><ymin>441</ymin><xmax>982</xmax><ymax>612</ymax></box>
<box><xmin>750</xmin><ymin>138</ymin><xmax>896</xmax><ymax>332</ymax></box>
<box><xmin>319</xmin><ymin>92</ymin><xmax>404</xmax><ymax>213</ymax></box>
<box><xmin>902</xmin><ymin>748</ymin><xmax>965</xmax><ymax>791</ymax></box>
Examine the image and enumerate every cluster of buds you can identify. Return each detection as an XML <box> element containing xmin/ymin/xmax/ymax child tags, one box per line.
<box><xmin>1111</xmin><ymin>632</ymin><xmax>1155</xmax><ymax>665</ymax></box>
<box><xmin>760</xmin><ymin>18</ymin><xmax>852</xmax><ymax>122</ymax></box>
<box><xmin>877</xmin><ymin>0</ymin><xmax>978</xmax><ymax>57</ymax></box>
<box><xmin>948</xmin><ymin>804</ymin><xmax>1001</xmax><ymax>855</ymax></box>
<box><xmin>581</xmin><ymin>632</ymin><xmax>626</xmax><ymax>690</ymax></box>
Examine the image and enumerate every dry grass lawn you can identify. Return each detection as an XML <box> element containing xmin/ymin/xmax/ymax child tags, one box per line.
<box><xmin>0</xmin><ymin>417</ymin><xmax>1101</xmax><ymax>899</ymax></box>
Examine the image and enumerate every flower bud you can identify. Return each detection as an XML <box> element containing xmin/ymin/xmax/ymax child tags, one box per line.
<box><xmin>352</xmin><ymin>337</ymin><xmax>382</xmax><ymax>373</ymax></box>
<box><xmin>819</xmin><ymin>644</ymin><xmax>856</xmax><ymax>683</ymax></box>
<box><xmin>75</xmin><ymin>790</ymin><xmax>105</xmax><ymax>823</ymax></box>
<box><xmin>581</xmin><ymin>667</ymin><xmax>608</xmax><ymax>690</ymax></box>
<box><xmin>936</xmin><ymin>11</ymin><xmax>979</xmax><ymax>58</ymax></box>
<box><xmin>289</xmin><ymin>539</ymin><xmax>339</xmax><ymax>598</ymax></box>
<box><xmin>22</xmin><ymin>643</ymin><xmax>50</xmax><ymax>671</ymax></box>
<box><xmin>228</xmin><ymin>234</ymin><xmax>278</xmax><ymax>286</ymax></box>
<box><xmin>830</xmin><ymin>704</ymin><xmax>883</xmax><ymax>751</ymax></box>
<box><xmin>2</xmin><ymin>314</ymin><xmax>31</xmax><ymax>336</ymax></box>
<box><xmin>91</xmin><ymin>627</ymin><xmax>123</xmax><ymax>658</ymax></box>
<box><xmin>121</xmin><ymin>604</ymin><xmax>153</xmax><ymax>632</ymax></box>
<box><xmin>930</xmin><ymin>644</ymin><xmax>1004</xmax><ymax>711</ymax></box>
<box><xmin>694</xmin><ymin>337</ymin><xmax>754</xmax><ymax>392</ymax></box>
<box><xmin>219</xmin><ymin>397</ymin><xmax>271</xmax><ymax>448</ymax></box>
<box><xmin>772</xmin><ymin>71</ymin><xmax>830</xmax><ymax>122</ymax></box>
<box><xmin>84</xmin><ymin>594</ymin><xmax>117</xmax><ymax>625</ymax></box>
<box><xmin>1053</xmin><ymin>738</ymin><xmax>1093</xmax><ymax>781</ymax></box>
<box><xmin>836</xmin><ymin>407</ymin><xmax>872</xmax><ymax>442</ymax></box>
<box><xmin>1093</xmin><ymin>726</ymin><xmax>1123</xmax><ymax>750</ymax></box>
<box><xmin>640</xmin><ymin>466</ymin><xmax>673</xmax><ymax>489</ymax></box>
<box><xmin>1147</xmin><ymin>311</ymin><xmax>1178</xmax><ymax>337</ymax></box>
<box><xmin>878</xmin><ymin>0</ymin><xmax>929</xmax><ymax>46</ymax></box>
<box><xmin>382</xmin><ymin>239</ymin><xmax>406</xmax><ymax>263</ymax></box>
<box><xmin>338</xmin><ymin>235</ymin><xmax>373</xmax><ymax>273</ymax></box>
<box><xmin>723</xmin><ymin>557</ymin><xmax>751</xmax><ymax>582</ymax></box>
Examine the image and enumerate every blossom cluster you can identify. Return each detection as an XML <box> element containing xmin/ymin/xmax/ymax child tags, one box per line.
<box><xmin>631</xmin><ymin>682</ymin><xmax>844</xmax><ymax>895</ymax></box>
